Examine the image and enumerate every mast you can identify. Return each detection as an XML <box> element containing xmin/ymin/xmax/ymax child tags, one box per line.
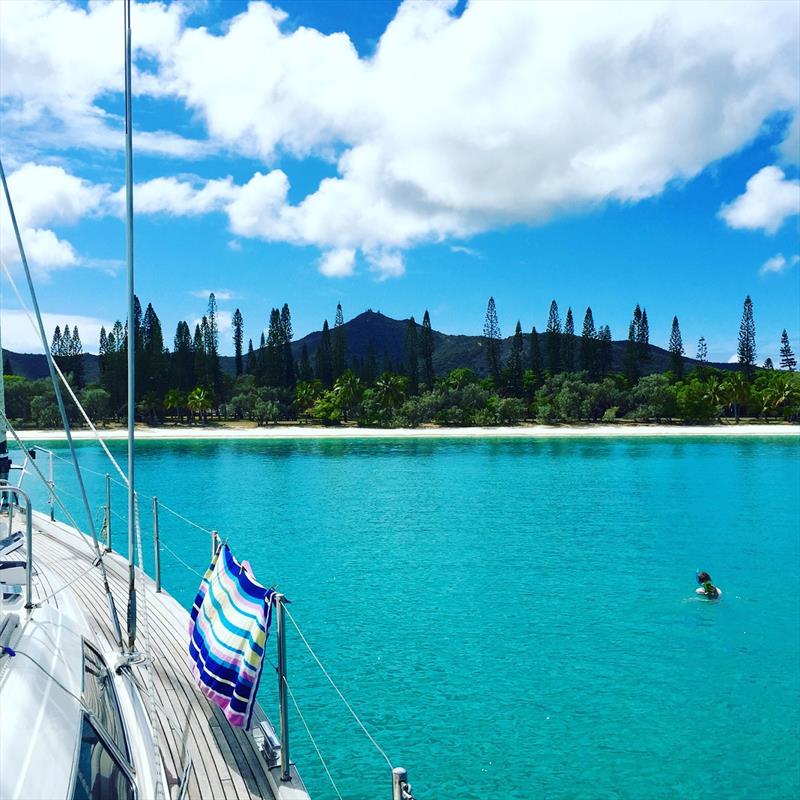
<box><xmin>124</xmin><ymin>0</ymin><xmax>137</xmax><ymax>651</ymax></box>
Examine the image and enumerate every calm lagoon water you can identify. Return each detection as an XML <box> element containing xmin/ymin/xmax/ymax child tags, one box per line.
<box><xmin>23</xmin><ymin>436</ymin><xmax>800</xmax><ymax>799</ymax></box>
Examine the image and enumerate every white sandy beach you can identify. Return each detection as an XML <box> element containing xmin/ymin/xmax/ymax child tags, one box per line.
<box><xmin>14</xmin><ymin>424</ymin><xmax>799</xmax><ymax>441</ymax></box>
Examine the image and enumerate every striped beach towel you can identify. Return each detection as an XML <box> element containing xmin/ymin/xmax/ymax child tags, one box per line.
<box><xmin>188</xmin><ymin>544</ymin><xmax>274</xmax><ymax>729</ymax></box>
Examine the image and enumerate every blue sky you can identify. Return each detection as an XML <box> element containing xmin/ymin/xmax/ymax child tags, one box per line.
<box><xmin>1</xmin><ymin>0</ymin><xmax>798</xmax><ymax>363</ymax></box>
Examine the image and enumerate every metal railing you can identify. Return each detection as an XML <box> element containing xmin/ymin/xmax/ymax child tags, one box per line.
<box><xmin>0</xmin><ymin>483</ymin><xmax>34</xmax><ymax>609</ymax></box>
<box><xmin>12</xmin><ymin>444</ymin><xmax>415</xmax><ymax>798</ymax></box>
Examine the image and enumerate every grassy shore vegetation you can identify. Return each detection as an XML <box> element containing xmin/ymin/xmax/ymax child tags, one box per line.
<box><xmin>4</xmin><ymin>293</ymin><xmax>799</xmax><ymax>429</ymax></box>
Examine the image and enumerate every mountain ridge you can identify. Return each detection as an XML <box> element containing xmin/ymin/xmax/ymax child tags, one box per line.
<box><xmin>3</xmin><ymin>309</ymin><xmax>736</xmax><ymax>382</ymax></box>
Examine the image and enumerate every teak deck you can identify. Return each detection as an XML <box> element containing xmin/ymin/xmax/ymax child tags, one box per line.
<box><xmin>9</xmin><ymin>510</ymin><xmax>307</xmax><ymax>800</ymax></box>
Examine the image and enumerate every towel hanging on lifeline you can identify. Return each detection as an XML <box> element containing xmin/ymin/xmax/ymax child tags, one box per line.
<box><xmin>188</xmin><ymin>543</ymin><xmax>274</xmax><ymax>729</ymax></box>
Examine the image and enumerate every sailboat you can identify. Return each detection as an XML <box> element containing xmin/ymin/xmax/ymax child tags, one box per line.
<box><xmin>0</xmin><ymin>2</ymin><xmax>310</xmax><ymax>798</ymax></box>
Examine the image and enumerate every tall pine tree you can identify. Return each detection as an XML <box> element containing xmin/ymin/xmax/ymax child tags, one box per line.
<box><xmin>668</xmin><ymin>316</ymin><xmax>684</xmax><ymax>378</ymax></box>
<box><xmin>562</xmin><ymin>307</ymin><xmax>575</xmax><ymax>372</ymax></box>
<box><xmin>545</xmin><ymin>300</ymin><xmax>561</xmax><ymax>374</ymax></box>
<box><xmin>529</xmin><ymin>326</ymin><xmax>543</xmax><ymax>387</ymax></box>
<box><xmin>193</xmin><ymin>322</ymin><xmax>207</xmax><ymax>389</ymax></box>
<box><xmin>737</xmin><ymin>295</ymin><xmax>756</xmax><ymax>379</ymax></box>
<box><xmin>779</xmin><ymin>329</ymin><xmax>796</xmax><ymax>371</ymax></box>
<box><xmin>508</xmin><ymin>320</ymin><xmax>524</xmax><ymax>396</ymax></box>
<box><xmin>483</xmin><ymin>297</ymin><xmax>501</xmax><ymax>383</ymax></box>
<box><xmin>172</xmin><ymin>321</ymin><xmax>194</xmax><ymax>392</ymax></box>
<box><xmin>580</xmin><ymin>307</ymin><xmax>596</xmax><ymax>376</ymax></box>
<box><xmin>142</xmin><ymin>303</ymin><xmax>164</xmax><ymax>398</ymax></box>
<box><xmin>264</xmin><ymin>308</ymin><xmax>284</xmax><ymax>387</ymax></box>
<box><xmin>206</xmin><ymin>293</ymin><xmax>222</xmax><ymax>400</ymax></box>
<box><xmin>599</xmin><ymin>325</ymin><xmax>613</xmax><ymax>376</ymax></box>
<box><xmin>420</xmin><ymin>310</ymin><xmax>435</xmax><ymax>388</ymax></box>
<box><xmin>639</xmin><ymin>308</ymin><xmax>650</xmax><ymax>363</ymax></box>
<box><xmin>281</xmin><ymin>304</ymin><xmax>295</xmax><ymax>388</ymax></box>
<box><xmin>232</xmin><ymin>309</ymin><xmax>244</xmax><ymax>376</ymax></box>
<box><xmin>246</xmin><ymin>338</ymin><xmax>256</xmax><ymax>375</ymax></box>
<box><xmin>696</xmin><ymin>336</ymin><xmax>708</xmax><ymax>363</ymax></box>
<box><xmin>332</xmin><ymin>304</ymin><xmax>346</xmax><ymax>380</ymax></box>
<box><xmin>315</xmin><ymin>320</ymin><xmax>334</xmax><ymax>388</ymax></box>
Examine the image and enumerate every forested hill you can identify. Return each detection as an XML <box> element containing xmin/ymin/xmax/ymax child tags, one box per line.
<box><xmin>4</xmin><ymin>310</ymin><xmax>733</xmax><ymax>381</ymax></box>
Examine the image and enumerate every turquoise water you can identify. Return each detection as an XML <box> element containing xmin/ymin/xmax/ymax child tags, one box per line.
<box><xmin>20</xmin><ymin>436</ymin><xmax>800</xmax><ymax>799</ymax></box>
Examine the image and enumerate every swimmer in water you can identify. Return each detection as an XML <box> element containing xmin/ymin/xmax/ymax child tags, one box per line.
<box><xmin>696</xmin><ymin>571</ymin><xmax>720</xmax><ymax>599</ymax></box>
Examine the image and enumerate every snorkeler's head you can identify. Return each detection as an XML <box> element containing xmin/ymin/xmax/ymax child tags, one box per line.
<box><xmin>697</xmin><ymin>571</ymin><xmax>711</xmax><ymax>584</ymax></box>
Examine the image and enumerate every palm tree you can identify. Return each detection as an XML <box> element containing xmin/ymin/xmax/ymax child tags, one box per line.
<box><xmin>722</xmin><ymin>372</ymin><xmax>749</xmax><ymax>423</ymax></box>
<box><xmin>138</xmin><ymin>391</ymin><xmax>162</xmax><ymax>426</ymax></box>
<box><xmin>372</xmin><ymin>373</ymin><xmax>406</xmax><ymax>412</ymax></box>
<box><xmin>763</xmin><ymin>372</ymin><xmax>800</xmax><ymax>420</ymax></box>
<box><xmin>333</xmin><ymin>370</ymin><xmax>362</xmax><ymax>422</ymax></box>
<box><xmin>294</xmin><ymin>380</ymin><xmax>322</xmax><ymax>421</ymax></box>
<box><xmin>187</xmin><ymin>387</ymin><xmax>212</xmax><ymax>424</ymax></box>
<box><xmin>702</xmin><ymin>375</ymin><xmax>725</xmax><ymax>422</ymax></box>
<box><xmin>164</xmin><ymin>389</ymin><xmax>185</xmax><ymax>423</ymax></box>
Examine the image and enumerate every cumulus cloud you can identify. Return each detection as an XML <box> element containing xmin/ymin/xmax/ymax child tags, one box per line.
<box><xmin>0</xmin><ymin>162</ymin><xmax>108</xmax><ymax>272</ymax></box>
<box><xmin>720</xmin><ymin>166</ymin><xmax>800</xmax><ymax>233</ymax></box>
<box><xmin>759</xmin><ymin>253</ymin><xmax>800</xmax><ymax>275</ymax></box>
<box><xmin>1</xmin><ymin>309</ymin><xmax>112</xmax><ymax>353</ymax></box>
<box><xmin>151</xmin><ymin>0</ymin><xmax>799</xmax><ymax>265</ymax></box>
<box><xmin>108</xmin><ymin>176</ymin><xmax>238</xmax><ymax>217</ymax></box>
<box><xmin>0</xmin><ymin>0</ymin><xmax>206</xmax><ymax>157</ymax></box>
<box><xmin>3</xmin><ymin>1</ymin><xmax>800</xmax><ymax>278</ymax></box>
<box><xmin>318</xmin><ymin>249</ymin><xmax>356</xmax><ymax>278</ymax></box>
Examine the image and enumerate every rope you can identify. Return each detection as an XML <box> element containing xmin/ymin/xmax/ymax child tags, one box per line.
<box><xmin>159</xmin><ymin>540</ymin><xmax>205</xmax><ymax>579</ymax></box>
<box><xmin>2</xmin><ymin>259</ymin><xmax>128</xmax><ymax>486</ymax></box>
<box><xmin>0</xmin><ymin>191</ymin><xmax>123</xmax><ymax>650</ymax></box>
<box><xmin>46</xmin><ymin>450</ymin><xmax>127</xmax><ymax>489</ymax></box>
<box><xmin>34</xmin><ymin>560</ymin><xmax>101</xmax><ymax>605</ymax></box>
<box><xmin>283</xmin><ymin>674</ymin><xmax>344</xmax><ymax>800</ymax></box>
<box><xmin>284</xmin><ymin>606</ymin><xmax>394</xmax><ymax>771</ymax></box>
<box><xmin>157</xmin><ymin>501</ymin><xmax>213</xmax><ymax>535</ymax></box>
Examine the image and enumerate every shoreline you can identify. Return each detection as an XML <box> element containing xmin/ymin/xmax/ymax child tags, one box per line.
<box><xmin>13</xmin><ymin>423</ymin><xmax>799</xmax><ymax>441</ymax></box>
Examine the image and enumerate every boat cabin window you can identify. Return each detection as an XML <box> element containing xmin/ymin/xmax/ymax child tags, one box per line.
<box><xmin>81</xmin><ymin>642</ymin><xmax>128</xmax><ymax>759</ymax></box>
<box><xmin>71</xmin><ymin>716</ymin><xmax>135</xmax><ymax>800</ymax></box>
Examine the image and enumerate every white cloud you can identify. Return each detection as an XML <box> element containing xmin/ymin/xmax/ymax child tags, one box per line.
<box><xmin>365</xmin><ymin>249</ymin><xmax>404</xmax><ymax>280</ymax></box>
<box><xmin>190</xmin><ymin>310</ymin><xmax>233</xmax><ymax>338</ymax></box>
<box><xmin>450</xmin><ymin>244</ymin><xmax>482</xmax><ymax>258</ymax></box>
<box><xmin>759</xmin><ymin>252</ymin><xmax>800</xmax><ymax>275</ymax></box>
<box><xmin>154</xmin><ymin>0</ymin><xmax>799</xmax><ymax>259</ymax></box>
<box><xmin>318</xmin><ymin>249</ymin><xmax>356</xmax><ymax>278</ymax></box>
<box><xmin>190</xmin><ymin>289</ymin><xmax>235</xmax><ymax>301</ymax></box>
<box><xmin>0</xmin><ymin>162</ymin><xmax>108</xmax><ymax>273</ymax></box>
<box><xmin>719</xmin><ymin>166</ymin><xmax>800</xmax><ymax>233</ymax></box>
<box><xmin>0</xmin><ymin>309</ymin><xmax>112</xmax><ymax>354</ymax></box>
<box><xmin>0</xmin><ymin>0</ymin><xmax>203</xmax><ymax>157</ymax></box>
<box><xmin>3</xmin><ymin>1</ymin><xmax>800</xmax><ymax>277</ymax></box>
<box><xmin>108</xmin><ymin>176</ymin><xmax>238</xmax><ymax>217</ymax></box>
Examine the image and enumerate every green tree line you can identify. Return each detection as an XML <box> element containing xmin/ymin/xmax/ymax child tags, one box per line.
<box><xmin>3</xmin><ymin>293</ymin><xmax>798</xmax><ymax>428</ymax></box>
